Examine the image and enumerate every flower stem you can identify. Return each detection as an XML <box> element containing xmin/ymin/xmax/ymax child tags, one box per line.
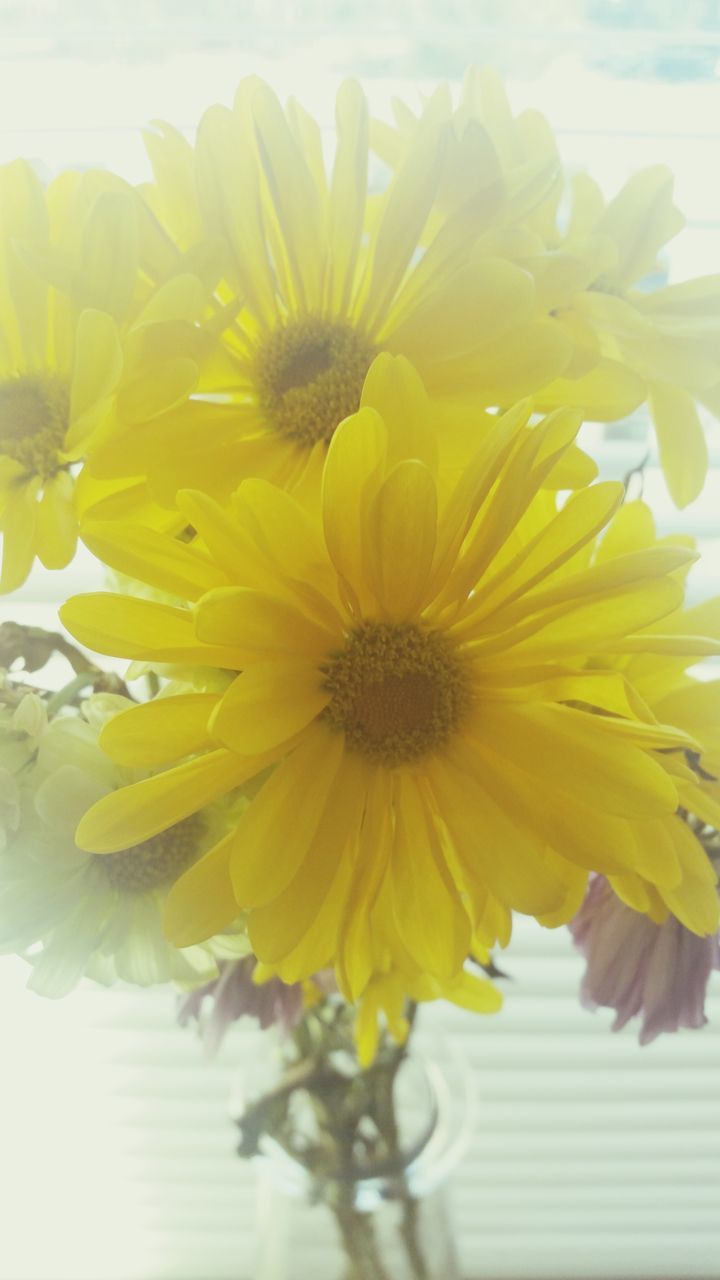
<box><xmin>399</xmin><ymin>1197</ymin><xmax>432</xmax><ymax>1280</ymax></box>
<box><xmin>334</xmin><ymin>1201</ymin><xmax>393</xmax><ymax>1280</ymax></box>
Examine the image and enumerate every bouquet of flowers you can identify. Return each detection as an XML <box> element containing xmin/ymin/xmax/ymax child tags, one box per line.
<box><xmin>1</xmin><ymin>67</ymin><xmax>719</xmax><ymax>1279</ymax></box>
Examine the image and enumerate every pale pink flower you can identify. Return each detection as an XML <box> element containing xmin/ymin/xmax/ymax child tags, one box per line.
<box><xmin>569</xmin><ymin>876</ymin><xmax>719</xmax><ymax>1045</ymax></box>
<box><xmin>178</xmin><ymin>956</ymin><xmax>304</xmax><ymax>1055</ymax></box>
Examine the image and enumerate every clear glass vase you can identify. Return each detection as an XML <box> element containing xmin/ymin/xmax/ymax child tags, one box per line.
<box><xmin>247</xmin><ymin>1044</ymin><xmax>471</xmax><ymax>1280</ymax></box>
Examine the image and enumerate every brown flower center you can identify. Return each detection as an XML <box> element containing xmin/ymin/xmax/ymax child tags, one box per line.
<box><xmin>322</xmin><ymin>622</ymin><xmax>470</xmax><ymax>766</ymax></box>
<box><xmin>0</xmin><ymin>375</ymin><xmax>69</xmax><ymax>478</ymax></box>
<box><xmin>96</xmin><ymin>813</ymin><xmax>205</xmax><ymax>894</ymax></box>
<box><xmin>254</xmin><ymin>317</ymin><xmax>376</xmax><ymax>447</ymax></box>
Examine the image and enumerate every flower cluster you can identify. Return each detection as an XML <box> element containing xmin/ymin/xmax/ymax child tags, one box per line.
<box><xmin>0</xmin><ymin>70</ymin><xmax>718</xmax><ymax>1062</ymax></box>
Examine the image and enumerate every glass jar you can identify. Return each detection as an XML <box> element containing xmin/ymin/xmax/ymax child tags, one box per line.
<box><xmin>248</xmin><ymin>1046</ymin><xmax>472</xmax><ymax>1280</ymax></box>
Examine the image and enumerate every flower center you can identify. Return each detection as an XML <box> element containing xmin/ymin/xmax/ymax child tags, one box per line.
<box><xmin>0</xmin><ymin>375</ymin><xmax>69</xmax><ymax>478</ymax></box>
<box><xmin>322</xmin><ymin>622</ymin><xmax>470</xmax><ymax>766</ymax></box>
<box><xmin>96</xmin><ymin>813</ymin><xmax>205</xmax><ymax>894</ymax></box>
<box><xmin>254</xmin><ymin>317</ymin><xmax>376</xmax><ymax>447</ymax></box>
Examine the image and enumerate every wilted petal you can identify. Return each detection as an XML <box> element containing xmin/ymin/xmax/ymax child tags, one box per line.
<box><xmin>569</xmin><ymin>875</ymin><xmax>719</xmax><ymax>1044</ymax></box>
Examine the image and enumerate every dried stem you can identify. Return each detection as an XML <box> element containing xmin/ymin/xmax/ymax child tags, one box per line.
<box><xmin>0</xmin><ymin>622</ymin><xmax>129</xmax><ymax>706</ymax></box>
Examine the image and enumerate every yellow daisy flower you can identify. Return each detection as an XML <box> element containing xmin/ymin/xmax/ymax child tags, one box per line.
<box><xmin>505</xmin><ymin>491</ymin><xmax>720</xmax><ymax>938</ymax></box>
<box><xmin>0</xmin><ymin>160</ymin><xmax>213</xmax><ymax>590</ymax></box>
<box><xmin>553</xmin><ymin>169</ymin><xmax>720</xmax><ymax>508</ymax></box>
<box><xmin>378</xmin><ymin>68</ymin><xmax>720</xmax><ymax>506</ymax></box>
<box><xmin>84</xmin><ymin>76</ymin><xmax>576</xmax><ymax>507</ymax></box>
<box><xmin>60</xmin><ymin>357</ymin><xmax>717</xmax><ymax>1001</ymax></box>
<box><xmin>576</xmin><ymin>499</ymin><xmax>720</xmax><ymax>930</ymax></box>
<box><xmin>371</xmin><ymin>66</ymin><xmax>563</xmax><ymax>248</ymax></box>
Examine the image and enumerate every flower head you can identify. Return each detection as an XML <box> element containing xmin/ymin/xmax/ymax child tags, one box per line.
<box><xmin>83</xmin><ymin>77</ymin><xmax>578</xmax><ymax>508</ymax></box>
<box><xmin>0</xmin><ymin>161</ymin><xmax>211</xmax><ymax>590</ymax></box>
<box><xmin>60</xmin><ymin>357</ymin><xmax>719</xmax><ymax>1002</ymax></box>
<box><xmin>378</xmin><ymin>69</ymin><xmax>720</xmax><ymax>507</ymax></box>
<box><xmin>570</xmin><ymin>875</ymin><xmax>719</xmax><ymax>1044</ymax></box>
<box><xmin>563</xmin><ymin>497</ymin><xmax>720</xmax><ymax>932</ymax></box>
<box><xmin>0</xmin><ymin>691</ymin><xmax>246</xmax><ymax>995</ymax></box>
<box><xmin>177</xmin><ymin>955</ymin><xmax>305</xmax><ymax>1055</ymax></box>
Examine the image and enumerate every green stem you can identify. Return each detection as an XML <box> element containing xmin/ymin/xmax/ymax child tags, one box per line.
<box><xmin>46</xmin><ymin>671</ymin><xmax>102</xmax><ymax>716</ymax></box>
<box><xmin>146</xmin><ymin>670</ymin><xmax>161</xmax><ymax>698</ymax></box>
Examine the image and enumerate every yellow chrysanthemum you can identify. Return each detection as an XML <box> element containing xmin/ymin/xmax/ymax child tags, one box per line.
<box><xmin>60</xmin><ymin>357</ymin><xmax>718</xmax><ymax>1002</ymax></box>
<box><xmin>83</xmin><ymin>76</ymin><xmax>579</xmax><ymax>508</ymax></box>
<box><xmin>574</xmin><ymin>498</ymin><xmax>720</xmax><ymax>928</ymax></box>
<box><xmin>379</xmin><ymin>68</ymin><xmax>720</xmax><ymax>507</ymax></box>
<box><xmin>553</xmin><ymin>169</ymin><xmax>720</xmax><ymax>508</ymax></box>
<box><xmin>0</xmin><ymin>160</ymin><xmax>215</xmax><ymax>589</ymax></box>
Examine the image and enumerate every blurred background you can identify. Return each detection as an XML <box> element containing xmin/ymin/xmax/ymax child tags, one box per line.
<box><xmin>0</xmin><ymin>3</ymin><xmax>719</xmax><ymax>1278</ymax></box>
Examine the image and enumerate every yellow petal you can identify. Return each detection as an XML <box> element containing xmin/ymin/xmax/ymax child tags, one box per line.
<box><xmin>448</xmin><ymin>408</ymin><xmax>583</xmax><ymax>601</ymax></box>
<box><xmin>99</xmin><ymin>693</ymin><xmax>220</xmax><ymax>767</ymax></box>
<box><xmin>428</xmin><ymin>400</ymin><xmax>532</xmax><ymax>600</ymax></box>
<box><xmin>366</xmin><ymin>460</ymin><xmax>437</xmax><ymax>619</ymax></box>
<box><xmin>327</xmin><ymin>79</ymin><xmax>368</xmax><ymax>315</ymax></box>
<box><xmin>287</xmin><ymin>95</ymin><xmax>326</xmax><ymax>195</ymax></box>
<box><xmin>425</xmin><ymin>317</ymin><xmax>572</xmax><ymax>403</ymax></box>
<box><xmin>80</xmin><ymin>188</ymin><xmax>139</xmax><ymax>319</ymax></box>
<box><xmin>535</xmin><ymin>358</ymin><xmax>645</xmax><ymax>422</ymax></box>
<box><xmin>659</xmin><ymin>816</ymin><xmax>719</xmax><ymax>935</ymax></box>
<box><xmin>464</xmin><ymin>738</ymin><xmax>635</xmax><ymax>876</ymax></box>
<box><xmin>248</xmin><ymin>750</ymin><xmax>367</xmax><ymax>966</ymax></box>
<box><xmin>475</xmin><ymin>703</ymin><xmax>677</xmax><ymax>818</ymax></box>
<box><xmin>195</xmin><ymin>102</ymin><xmax>277</xmax><ymax>325</ymax></box>
<box><xmin>627</xmin><ymin>818</ymin><xmax>682</xmax><ymax>890</ymax></box>
<box><xmin>210</xmin><ymin>661</ymin><xmax>329</xmax><ymax>754</ymax></box>
<box><xmin>76</xmin><ymin>748</ymin><xmax>260</xmax><ymax>853</ymax></box>
<box><xmin>441</xmin><ymin>969</ymin><xmax>503</xmax><ymax>1015</ymax></box>
<box><xmin>596</xmin><ymin>499</ymin><xmax>656</xmax><ymax>561</ymax></box>
<box><xmin>143</xmin><ymin>119</ymin><xmax>203</xmax><ymax>247</ymax></box>
<box><xmin>232</xmin><ymin>478</ymin><xmax>332</xmax><ymax>591</ymax></box>
<box><xmin>133</xmin><ymin>273</ymin><xmax>205</xmax><ymax>328</ymax></box>
<box><xmin>194</xmin><ymin>586</ymin><xmax>336</xmax><ymax>661</ymax></box>
<box><xmin>360</xmin><ymin>353</ymin><xmax>437</xmax><ymax>473</ymax></box>
<box><xmin>648</xmin><ymin>382</ymin><xmax>708</xmax><ymax>509</ymax></box>
<box><xmin>0</xmin><ymin>479</ymin><xmax>39</xmax><ymax>593</ymax></box>
<box><xmin>471</xmin><ymin>569</ymin><xmax>688</xmax><ymax>660</ymax></box>
<box><xmin>679</xmin><ymin>780</ymin><xmax>720</xmax><ymax>834</ymax></box>
<box><xmin>390</xmin><ymin>773</ymin><xmax>470</xmax><ymax>980</ymax></box>
<box><xmin>337</xmin><ymin>769</ymin><xmax>394</xmax><ymax>999</ymax></box>
<box><xmin>0</xmin><ymin>159</ymin><xmax>48</xmax><ymax>366</ymax></box>
<box><xmin>598</xmin><ymin>165</ymin><xmax>683</xmax><ymax>290</ymax></box>
<box><xmin>229</xmin><ymin>725</ymin><xmax>344</xmax><ymax>908</ymax></box>
<box><xmin>322</xmin><ymin>406</ymin><xmax>387</xmax><ymax>609</ymax></box>
<box><xmin>60</xmin><ymin>593</ymin><xmax>244</xmax><ymax>668</ymax></box>
<box><xmin>165</xmin><ymin>830</ymin><xmax>239</xmax><ymax>947</ymax></box>
<box><xmin>81</xmin><ymin>519</ymin><xmax>227</xmax><ymax>601</ymax></box>
<box><xmin>381</xmin><ymin>258</ymin><xmax>534</xmax><ymax>366</ymax></box>
<box><xmin>66</xmin><ymin>309</ymin><xmax>123</xmax><ymax>456</ymax></box>
<box><xmin>468</xmin><ymin>480</ymin><xmax>624</xmax><ymax>622</ymax></box>
<box><xmin>544</xmin><ymin>441</ymin><xmax>598</xmax><ymax>489</ymax></box>
<box><xmin>178</xmin><ymin>486</ymin><xmax>275</xmax><ymax>586</ymax></box>
<box><xmin>428</xmin><ymin>754</ymin><xmax>570</xmax><ymax>918</ymax></box>
<box><xmin>267</xmin><ymin>849</ymin><xmax>352</xmax><ymax>986</ymax></box>
<box><xmin>250</xmin><ymin>82</ymin><xmax>325</xmax><ymax>311</ymax></box>
<box><xmin>35</xmin><ymin>472</ymin><xmax>77</xmax><ymax>570</ymax></box>
<box><xmin>118</xmin><ymin>356</ymin><xmax>198</xmax><ymax>427</ymax></box>
<box><xmin>358</xmin><ymin>93</ymin><xmax>449</xmax><ymax>334</ymax></box>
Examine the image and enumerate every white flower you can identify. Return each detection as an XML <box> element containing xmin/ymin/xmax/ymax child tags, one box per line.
<box><xmin>0</xmin><ymin>693</ymin><xmax>248</xmax><ymax>996</ymax></box>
